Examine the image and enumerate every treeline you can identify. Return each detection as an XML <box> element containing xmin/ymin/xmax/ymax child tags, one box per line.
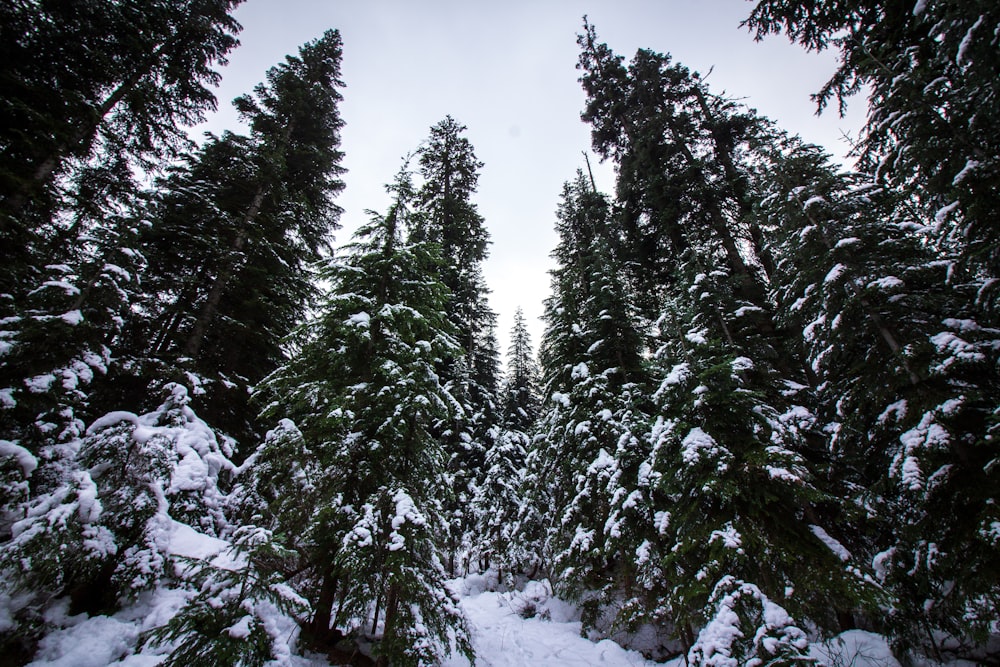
<box><xmin>1</xmin><ymin>1</ymin><xmax>998</xmax><ymax>666</ymax></box>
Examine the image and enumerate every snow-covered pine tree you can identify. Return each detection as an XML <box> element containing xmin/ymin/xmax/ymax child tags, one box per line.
<box><xmin>763</xmin><ymin>141</ymin><xmax>1000</xmax><ymax>659</ymax></box>
<box><xmin>0</xmin><ymin>383</ymin><xmax>236</xmax><ymax>659</ymax></box>
<box><xmin>120</xmin><ymin>29</ymin><xmax>346</xmax><ymax>449</ymax></box>
<box><xmin>471</xmin><ymin>307</ymin><xmax>541</xmax><ymax>580</ymax></box>
<box><xmin>576</xmin><ymin>23</ymin><xmax>878</xmax><ymax>651</ymax></box>
<box><xmin>255</xmin><ymin>168</ymin><xmax>473</xmax><ymax>666</ymax></box>
<box><xmin>413</xmin><ymin>116</ymin><xmax>501</xmax><ymax>576</ymax></box>
<box><xmin>530</xmin><ymin>172</ymin><xmax>650</xmax><ymax>630</ymax></box>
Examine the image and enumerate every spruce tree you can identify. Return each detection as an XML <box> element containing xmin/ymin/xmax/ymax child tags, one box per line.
<box><xmin>120</xmin><ymin>29</ymin><xmax>346</xmax><ymax>447</ymax></box>
<box><xmin>574</xmin><ymin>23</ymin><xmax>880</xmax><ymax>652</ymax></box>
<box><xmin>471</xmin><ymin>307</ymin><xmax>541</xmax><ymax>579</ymax></box>
<box><xmin>254</xmin><ymin>169</ymin><xmax>473</xmax><ymax>666</ymax></box>
<box><xmin>763</xmin><ymin>141</ymin><xmax>1000</xmax><ymax>658</ymax></box>
<box><xmin>414</xmin><ymin>116</ymin><xmax>500</xmax><ymax>575</ymax></box>
<box><xmin>744</xmin><ymin>0</ymin><xmax>1000</xmax><ymax>303</ymax></box>
<box><xmin>0</xmin><ymin>0</ymin><xmax>242</xmax><ymax>301</ymax></box>
<box><xmin>529</xmin><ymin>172</ymin><xmax>649</xmax><ymax>629</ymax></box>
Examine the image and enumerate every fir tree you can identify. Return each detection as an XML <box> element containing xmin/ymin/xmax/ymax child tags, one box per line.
<box><xmin>255</xmin><ymin>168</ymin><xmax>473</xmax><ymax>666</ymax></box>
<box><xmin>763</xmin><ymin>141</ymin><xmax>1000</xmax><ymax>658</ymax></box>
<box><xmin>530</xmin><ymin>172</ymin><xmax>650</xmax><ymax>629</ymax></box>
<box><xmin>120</xmin><ymin>29</ymin><xmax>346</xmax><ymax>447</ymax></box>
<box><xmin>0</xmin><ymin>0</ymin><xmax>242</xmax><ymax>302</ymax></box>
<box><xmin>744</xmin><ymin>0</ymin><xmax>1000</xmax><ymax>306</ymax></box>
<box><xmin>414</xmin><ymin>116</ymin><xmax>500</xmax><ymax>575</ymax></box>
<box><xmin>471</xmin><ymin>307</ymin><xmax>541</xmax><ymax>579</ymax></box>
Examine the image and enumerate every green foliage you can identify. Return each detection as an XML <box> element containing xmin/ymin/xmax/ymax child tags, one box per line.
<box><xmin>688</xmin><ymin>576</ymin><xmax>816</xmax><ymax>667</ymax></box>
<box><xmin>143</xmin><ymin>526</ymin><xmax>308</xmax><ymax>667</ymax></box>
<box><xmin>255</xmin><ymin>169</ymin><xmax>474</xmax><ymax>663</ymax></box>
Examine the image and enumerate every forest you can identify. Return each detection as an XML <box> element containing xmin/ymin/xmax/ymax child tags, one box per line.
<box><xmin>0</xmin><ymin>1</ymin><xmax>998</xmax><ymax>666</ymax></box>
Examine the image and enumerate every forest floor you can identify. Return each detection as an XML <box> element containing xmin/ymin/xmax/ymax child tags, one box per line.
<box><xmin>22</xmin><ymin>520</ymin><xmax>905</xmax><ymax>666</ymax></box>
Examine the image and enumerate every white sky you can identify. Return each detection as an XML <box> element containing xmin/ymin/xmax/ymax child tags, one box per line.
<box><xmin>197</xmin><ymin>0</ymin><xmax>866</xmax><ymax>367</ymax></box>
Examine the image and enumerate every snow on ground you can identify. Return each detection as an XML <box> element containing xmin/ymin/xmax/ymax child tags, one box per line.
<box><xmin>443</xmin><ymin>579</ymin><xmax>660</xmax><ymax>667</ymax></box>
<box><xmin>19</xmin><ymin>520</ymin><xmax>907</xmax><ymax>667</ymax></box>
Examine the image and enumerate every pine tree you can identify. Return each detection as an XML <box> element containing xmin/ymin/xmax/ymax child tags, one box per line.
<box><xmin>119</xmin><ymin>29</ymin><xmax>346</xmax><ymax>447</ymax></box>
<box><xmin>529</xmin><ymin>172</ymin><xmax>650</xmax><ymax>629</ymax></box>
<box><xmin>254</xmin><ymin>169</ymin><xmax>473</xmax><ymax>666</ymax></box>
<box><xmin>471</xmin><ymin>307</ymin><xmax>541</xmax><ymax>579</ymax></box>
<box><xmin>763</xmin><ymin>141</ymin><xmax>1000</xmax><ymax>658</ymax></box>
<box><xmin>414</xmin><ymin>116</ymin><xmax>500</xmax><ymax>575</ymax></box>
<box><xmin>0</xmin><ymin>0</ymin><xmax>242</xmax><ymax>302</ymax></box>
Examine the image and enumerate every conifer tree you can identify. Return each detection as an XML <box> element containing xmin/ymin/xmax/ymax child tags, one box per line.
<box><xmin>529</xmin><ymin>172</ymin><xmax>649</xmax><ymax>628</ymax></box>
<box><xmin>763</xmin><ymin>142</ymin><xmax>1000</xmax><ymax>658</ymax></box>
<box><xmin>0</xmin><ymin>0</ymin><xmax>242</xmax><ymax>301</ymax></box>
<box><xmin>254</xmin><ymin>169</ymin><xmax>473</xmax><ymax>666</ymax></box>
<box><xmin>0</xmin><ymin>384</ymin><xmax>235</xmax><ymax>657</ymax></box>
<box><xmin>120</xmin><ymin>29</ymin><xmax>346</xmax><ymax>446</ymax></box>
<box><xmin>574</xmin><ymin>23</ymin><xmax>880</xmax><ymax>651</ymax></box>
<box><xmin>471</xmin><ymin>308</ymin><xmax>541</xmax><ymax>579</ymax></box>
<box><xmin>745</xmin><ymin>1</ymin><xmax>1000</xmax><ymax>284</ymax></box>
<box><xmin>414</xmin><ymin>116</ymin><xmax>500</xmax><ymax>574</ymax></box>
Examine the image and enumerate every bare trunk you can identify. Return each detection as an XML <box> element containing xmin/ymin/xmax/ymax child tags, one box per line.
<box><xmin>309</xmin><ymin>571</ymin><xmax>338</xmax><ymax>644</ymax></box>
<box><xmin>374</xmin><ymin>584</ymin><xmax>400</xmax><ymax>667</ymax></box>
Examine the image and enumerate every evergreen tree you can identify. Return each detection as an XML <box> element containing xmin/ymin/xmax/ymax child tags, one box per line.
<box><xmin>529</xmin><ymin>172</ymin><xmax>649</xmax><ymax>629</ymax></box>
<box><xmin>255</xmin><ymin>169</ymin><xmax>473</xmax><ymax>666</ymax></box>
<box><xmin>0</xmin><ymin>0</ymin><xmax>242</xmax><ymax>301</ymax></box>
<box><xmin>471</xmin><ymin>307</ymin><xmax>541</xmax><ymax>579</ymax></box>
<box><xmin>0</xmin><ymin>384</ymin><xmax>235</xmax><ymax>658</ymax></box>
<box><xmin>414</xmin><ymin>116</ymin><xmax>500</xmax><ymax>575</ymax></box>
<box><xmin>118</xmin><ymin>29</ymin><xmax>346</xmax><ymax>447</ymax></box>
<box><xmin>763</xmin><ymin>142</ymin><xmax>1000</xmax><ymax>658</ymax></box>
<box><xmin>502</xmin><ymin>308</ymin><xmax>542</xmax><ymax>433</ymax></box>
<box><xmin>574</xmin><ymin>23</ymin><xmax>879</xmax><ymax>651</ymax></box>
<box><xmin>744</xmin><ymin>0</ymin><xmax>1000</xmax><ymax>301</ymax></box>
<box><xmin>577</xmin><ymin>20</ymin><xmax>778</xmax><ymax>335</ymax></box>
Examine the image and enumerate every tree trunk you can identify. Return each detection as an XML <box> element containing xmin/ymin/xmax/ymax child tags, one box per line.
<box><xmin>309</xmin><ymin>570</ymin><xmax>339</xmax><ymax>644</ymax></box>
<box><xmin>374</xmin><ymin>583</ymin><xmax>400</xmax><ymax>667</ymax></box>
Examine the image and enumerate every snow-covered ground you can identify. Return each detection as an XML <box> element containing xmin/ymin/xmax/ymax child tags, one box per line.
<box><xmin>443</xmin><ymin>578</ymin><xmax>657</xmax><ymax>667</ymax></box>
<box><xmin>21</xmin><ymin>521</ymin><xmax>903</xmax><ymax>667</ymax></box>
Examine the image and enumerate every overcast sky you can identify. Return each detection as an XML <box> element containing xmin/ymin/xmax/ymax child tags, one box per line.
<box><xmin>197</xmin><ymin>0</ymin><xmax>866</xmax><ymax>366</ymax></box>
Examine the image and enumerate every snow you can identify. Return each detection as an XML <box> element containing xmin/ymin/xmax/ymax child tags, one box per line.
<box><xmin>685</xmin><ymin>328</ymin><xmax>708</xmax><ymax>345</ymax></box>
<box><xmin>681</xmin><ymin>427</ymin><xmax>720</xmax><ymax>465</ymax></box>
<box><xmin>809</xmin><ymin>630</ymin><xmax>901</xmax><ymax>667</ymax></box>
<box><xmin>953</xmin><ymin>159</ymin><xmax>981</xmax><ymax>185</ymax></box>
<box><xmin>912</xmin><ymin>0</ymin><xmax>927</xmax><ymax>15</ymax></box>
<box><xmin>809</xmin><ymin>525</ymin><xmax>852</xmax><ymax>562</ymax></box>
<box><xmin>934</xmin><ymin>201</ymin><xmax>960</xmax><ymax>229</ymax></box>
<box><xmin>24</xmin><ymin>373</ymin><xmax>56</xmax><ymax>393</ymax></box>
<box><xmin>661</xmin><ymin>362</ymin><xmax>690</xmax><ymax>388</ymax></box>
<box><xmin>60</xmin><ymin>310</ymin><xmax>83</xmax><ymax>325</ymax></box>
<box><xmin>0</xmin><ymin>439</ymin><xmax>38</xmax><ymax>476</ymax></box>
<box><xmin>441</xmin><ymin>586</ymin><xmax>658</xmax><ymax>667</ymax></box>
<box><xmin>27</xmin><ymin>614</ymin><xmax>139</xmax><ymax>667</ymax></box>
<box><xmin>867</xmin><ymin>276</ymin><xmax>903</xmax><ymax>290</ymax></box>
<box><xmin>348</xmin><ymin>311</ymin><xmax>370</xmax><ymax>326</ymax></box>
<box><xmin>956</xmin><ymin>16</ymin><xmax>984</xmax><ymax>66</ymax></box>
<box><xmin>823</xmin><ymin>263</ymin><xmax>847</xmax><ymax>284</ymax></box>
